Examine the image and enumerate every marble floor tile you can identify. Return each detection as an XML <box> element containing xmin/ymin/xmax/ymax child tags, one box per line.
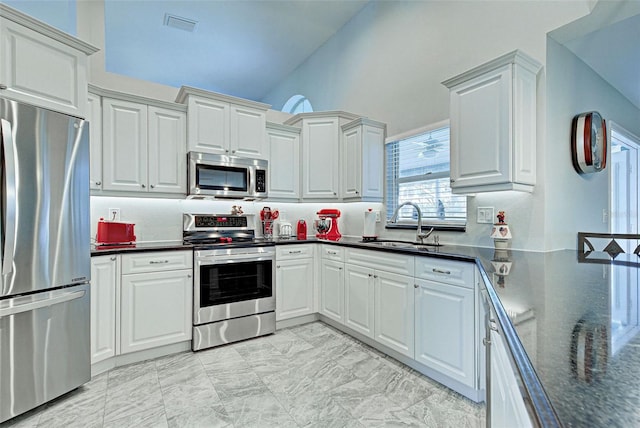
<box><xmin>1</xmin><ymin>321</ymin><xmax>486</xmax><ymax>428</ymax></box>
<box><xmin>102</xmin><ymin>407</ymin><xmax>168</xmax><ymax>428</ymax></box>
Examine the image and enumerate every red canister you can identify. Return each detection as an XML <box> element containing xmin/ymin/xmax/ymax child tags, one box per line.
<box><xmin>296</xmin><ymin>220</ymin><xmax>307</xmax><ymax>240</ymax></box>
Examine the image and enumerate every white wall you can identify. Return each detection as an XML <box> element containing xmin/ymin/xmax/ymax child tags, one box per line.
<box><xmin>544</xmin><ymin>38</ymin><xmax>640</xmax><ymax>250</ymax></box>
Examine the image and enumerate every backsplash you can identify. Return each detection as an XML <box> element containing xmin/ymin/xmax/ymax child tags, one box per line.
<box><xmin>91</xmin><ymin>192</ymin><xmax>535</xmax><ymax>249</ymax></box>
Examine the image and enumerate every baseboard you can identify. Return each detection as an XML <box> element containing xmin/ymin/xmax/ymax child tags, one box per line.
<box><xmin>276</xmin><ymin>313</ymin><xmax>320</xmax><ymax>330</ymax></box>
<box><xmin>91</xmin><ymin>341</ymin><xmax>191</xmax><ymax>377</ymax></box>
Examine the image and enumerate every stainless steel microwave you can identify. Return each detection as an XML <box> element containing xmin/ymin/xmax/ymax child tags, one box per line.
<box><xmin>188</xmin><ymin>152</ymin><xmax>268</xmax><ymax>199</ymax></box>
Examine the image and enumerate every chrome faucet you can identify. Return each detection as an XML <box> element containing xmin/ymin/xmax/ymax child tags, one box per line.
<box><xmin>389</xmin><ymin>202</ymin><xmax>434</xmax><ymax>244</ymax></box>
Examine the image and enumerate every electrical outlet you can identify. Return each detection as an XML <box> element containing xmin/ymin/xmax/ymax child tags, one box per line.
<box><xmin>477</xmin><ymin>207</ymin><xmax>494</xmax><ymax>224</ymax></box>
<box><xmin>375</xmin><ymin>210</ymin><xmax>381</xmax><ymax>222</ymax></box>
<box><xmin>109</xmin><ymin>208</ymin><xmax>120</xmax><ymax>221</ymax></box>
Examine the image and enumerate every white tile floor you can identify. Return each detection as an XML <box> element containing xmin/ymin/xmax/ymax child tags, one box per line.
<box><xmin>3</xmin><ymin>322</ymin><xmax>485</xmax><ymax>427</ymax></box>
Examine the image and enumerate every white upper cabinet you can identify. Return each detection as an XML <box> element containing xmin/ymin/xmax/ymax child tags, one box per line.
<box><xmin>148</xmin><ymin>106</ymin><xmax>187</xmax><ymax>193</ymax></box>
<box><xmin>341</xmin><ymin>118</ymin><xmax>385</xmax><ymax>201</ymax></box>
<box><xmin>101</xmin><ymin>91</ymin><xmax>187</xmax><ymax>194</ymax></box>
<box><xmin>103</xmin><ymin>98</ymin><xmax>148</xmax><ymax>192</ymax></box>
<box><xmin>267</xmin><ymin>122</ymin><xmax>301</xmax><ymax>200</ymax></box>
<box><xmin>87</xmin><ymin>93</ymin><xmax>103</xmax><ymax>190</ymax></box>
<box><xmin>285</xmin><ymin>112</ymin><xmax>359</xmax><ymax>201</ymax></box>
<box><xmin>0</xmin><ymin>4</ymin><xmax>98</xmax><ymax>117</ymax></box>
<box><xmin>176</xmin><ymin>86</ymin><xmax>270</xmax><ymax>159</ymax></box>
<box><xmin>443</xmin><ymin>50</ymin><xmax>541</xmax><ymax>194</ymax></box>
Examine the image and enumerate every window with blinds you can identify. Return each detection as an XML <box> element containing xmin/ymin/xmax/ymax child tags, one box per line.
<box><xmin>386</xmin><ymin>124</ymin><xmax>466</xmax><ymax>228</ymax></box>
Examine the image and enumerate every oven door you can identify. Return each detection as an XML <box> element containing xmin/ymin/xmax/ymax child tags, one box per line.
<box><xmin>194</xmin><ymin>248</ymin><xmax>275</xmax><ymax>324</ymax></box>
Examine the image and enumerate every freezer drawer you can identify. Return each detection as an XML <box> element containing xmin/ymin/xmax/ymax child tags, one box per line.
<box><xmin>0</xmin><ymin>284</ymin><xmax>91</xmax><ymax>423</ymax></box>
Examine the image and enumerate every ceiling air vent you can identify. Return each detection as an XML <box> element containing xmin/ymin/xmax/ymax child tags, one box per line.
<box><xmin>163</xmin><ymin>13</ymin><xmax>198</xmax><ymax>32</ymax></box>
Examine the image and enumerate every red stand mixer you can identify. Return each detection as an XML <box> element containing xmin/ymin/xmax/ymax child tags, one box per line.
<box><xmin>314</xmin><ymin>209</ymin><xmax>342</xmax><ymax>241</ymax></box>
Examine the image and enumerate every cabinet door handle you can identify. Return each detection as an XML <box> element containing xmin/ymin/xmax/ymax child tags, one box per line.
<box><xmin>187</xmin><ymin>274</ymin><xmax>192</xmax><ymax>278</ymax></box>
<box><xmin>0</xmin><ymin>84</ymin><xmax>7</xmax><ymax>90</ymax></box>
<box><xmin>373</xmin><ymin>275</ymin><xmax>378</xmax><ymax>278</ymax></box>
<box><xmin>327</xmin><ymin>251</ymin><xmax>338</xmax><ymax>255</ymax></box>
<box><xmin>333</xmin><ymin>192</ymin><xmax>337</xmax><ymax>196</ymax></box>
<box><xmin>149</xmin><ymin>260</ymin><xmax>169</xmax><ymax>264</ymax></box>
<box><xmin>450</xmin><ymin>178</ymin><xmax>456</xmax><ymax>183</ymax></box>
<box><xmin>150</xmin><ymin>184</ymin><xmax>155</xmax><ymax>189</ymax></box>
<box><xmin>232</xmin><ymin>150</ymin><xmax>236</xmax><ymax>154</ymax></box>
<box><xmin>96</xmin><ymin>181</ymin><xmax>102</xmax><ymax>186</ymax></box>
<box><xmin>110</xmin><ymin>256</ymin><xmax>117</xmax><ymax>261</ymax></box>
<box><xmin>141</xmin><ymin>184</ymin><xmax>146</xmax><ymax>189</ymax></box>
<box><xmin>288</xmin><ymin>250</ymin><xmax>302</xmax><ymax>254</ymax></box>
<box><xmin>414</xmin><ymin>284</ymin><xmax>419</xmax><ymax>289</ymax></box>
<box><xmin>355</xmin><ymin>190</ymin><xmax>359</xmax><ymax>194</ymax></box>
<box><xmin>432</xmin><ymin>268</ymin><xmax>451</xmax><ymax>275</ymax></box>
<box><xmin>368</xmin><ymin>273</ymin><xmax>372</xmax><ymax>277</ymax></box>
<box><xmin>225</xmin><ymin>149</ymin><xmax>229</xmax><ymax>153</ymax></box>
<box><xmin>277</xmin><ymin>265</ymin><xmax>281</xmax><ymax>268</ymax></box>
<box><xmin>482</xmin><ymin>337</ymin><xmax>491</xmax><ymax>346</ymax></box>
<box><xmin>338</xmin><ymin>267</ymin><xmax>343</xmax><ymax>270</ymax></box>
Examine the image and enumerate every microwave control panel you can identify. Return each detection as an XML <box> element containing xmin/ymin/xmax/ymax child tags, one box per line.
<box><xmin>256</xmin><ymin>170</ymin><xmax>266</xmax><ymax>193</ymax></box>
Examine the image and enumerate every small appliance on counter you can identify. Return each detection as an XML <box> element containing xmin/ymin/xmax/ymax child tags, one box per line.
<box><xmin>363</xmin><ymin>208</ymin><xmax>377</xmax><ymax>240</ymax></box>
<box><xmin>96</xmin><ymin>218</ymin><xmax>136</xmax><ymax>246</ymax></box>
<box><xmin>297</xmin><ymin>220</ymin><xmax>307</xmax><ymax>240</ymax></box>
<box><xmin>314</xmin><ymin>209</ymin><xmax>342</xmax><ymax>241</ymax></box>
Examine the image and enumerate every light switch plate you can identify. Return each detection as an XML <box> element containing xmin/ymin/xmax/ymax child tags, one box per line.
<box><xmin>477</xmin><ymin>207</ymin><xmax>494</xmax><ymax>224</ymax></box>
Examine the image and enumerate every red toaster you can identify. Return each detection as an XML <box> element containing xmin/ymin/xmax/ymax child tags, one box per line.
<box><xmin>96</xmin><ymin>219</ymin><xmax>136</xmax><ymax>245</ymax></box>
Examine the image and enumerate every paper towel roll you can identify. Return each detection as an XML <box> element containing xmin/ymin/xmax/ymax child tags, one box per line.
<box><xmin>363</xmin><ymin>210</ymin><xmax>377</xmax><ymax>237</ymax></box>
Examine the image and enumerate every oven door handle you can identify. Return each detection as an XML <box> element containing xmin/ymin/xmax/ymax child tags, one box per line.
<box><xmin>197</xmin><ymin>253</ymin><xmax>274</xmax><ymax>263</ymax></box>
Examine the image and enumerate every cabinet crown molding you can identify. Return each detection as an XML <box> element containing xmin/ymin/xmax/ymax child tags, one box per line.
<box><xmin>284</xmin><ymin>111</ymin><xmax>360</xmax><ymax>126</ymax></box>
<box><xmin>266</xmin><ymin>122</ymin><xmax>302</xmax><ymax>133</ymax></box>
<box><xmin>442</xmin><ymin>49</ymin><xmax>542</xmax><ymax>89</ymax></box>
<box><xmin>88</xmin><ymin>84</ymin><xmax>187</xmax><ymax>112</ymax></box>
<box><xmin>341</xmin><ymin>117</ymin><xmax>386</xmax><ymax>131</ymax></box>
<box><xmin>0</xmin><ymin>3</ymin><xmax>99</xmax><ymax>55</ymax></box>
<box><xmin>175</xmin><ymin>85</ymin><xmax>271</xmax><ymax>111</ymax></box>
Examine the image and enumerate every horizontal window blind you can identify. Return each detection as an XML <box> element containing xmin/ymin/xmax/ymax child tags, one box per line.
<box><xmin>386</xmin><ymin>125</ymin><xmax>466</xmax><ymax>226</ymax></box>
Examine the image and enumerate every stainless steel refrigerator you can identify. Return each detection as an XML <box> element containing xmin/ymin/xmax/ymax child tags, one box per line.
<box><xmin>0</xmin><ymin>98</ymin><xmax>91</xmax><ymax>423</ymax></box>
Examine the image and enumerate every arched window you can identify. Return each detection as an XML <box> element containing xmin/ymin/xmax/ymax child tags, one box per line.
<box><xmin>282</xmin><ymin>95</ymin><xmax>313</xmax><ymax>114</ymax></box>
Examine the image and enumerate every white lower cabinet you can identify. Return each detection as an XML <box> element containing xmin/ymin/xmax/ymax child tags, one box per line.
<box><xmin>90</xmin><ymin>250</ymin><xmax>193</xmax><ymax>369</ymax></box>
<box><xmin>275</xmin><ymin>245</ymin><xmax>315</xmax><ymax>321</ymax></box>
<box><xmin>120</xmin><ymin>269</ymin><xmax>193</xmax><ymax>354</ymax></box>
<box><xmin>374</xmin><ymin>270</ymin><xmax>415</xmax><ymax>357</ymax></box>
<box><xmin>320</xmin><ymin>259</ymin><xmax>345</xmax><ymax>323</ymax></box>
<box><xmin>344</xmin><ymin>264</ymin><xmax>375</xmax><ymax>338</ymax></box>
<box><xmin>415</xmin><ymin>278</ymin><xmax>475</xmax><ymax>388</ymax></box>
<box><xmin>490</xmin><ymin>329</ymin><xmax>533</xmax><ymax>428</ymax></box>
<box><xmin>90</xmin><ymin>255</ymin><xmax>119</xmax><ymax>364</ymax></box>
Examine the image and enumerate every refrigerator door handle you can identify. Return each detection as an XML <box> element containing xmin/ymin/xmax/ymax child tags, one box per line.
<box><xmin>0</xmin><ymin>289</ymin><xmax>86</xmax><ymax>317</ymax></box>
<box><xmin>0</xmin><ymin>118</ymin><xmax>16</xmax><ymax>276</ymax></box>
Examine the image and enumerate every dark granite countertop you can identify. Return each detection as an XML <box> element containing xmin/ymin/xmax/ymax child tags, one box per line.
<box><xmin>90</xmin><ymin>240</ymin><xmax>192</xmax><ymax>256</ymax></box>
<box><xmin>91</xmin><ymin>236</ymin><xmax>640</xmax><ymax>426</ymax></box>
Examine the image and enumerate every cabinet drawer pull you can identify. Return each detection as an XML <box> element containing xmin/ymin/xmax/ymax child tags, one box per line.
<box><xmin>414</xmin><ymin>284</ymin><xmax>419</xmax><ymax>289</ymax></box>
<box><xmin>327</xmin><ymin>251</ymin><xmax>338</xmax><ymax>255</ymax></box>
<box><xmin>432</xmin><ymin>268</ymin><xmax>451</xmax><ymax>275</ymax></box>
<box><xmin>149</xmin><ymin>260</ymin><xmax>169</xmax><ymax>264</ymax></box>
<box><xmin>288</xmin><ymin>250</ymin><xmax>302</xmax><ymax>254</ymax></box>
<box><xmin>110</xmin><ymin>256</ymin><xmax>117</xmax><ymax>261</ymax></box>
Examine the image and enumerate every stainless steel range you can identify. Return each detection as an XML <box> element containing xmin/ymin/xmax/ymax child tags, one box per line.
<box><xmin>183</xmin><ymin>214</ymin><xmax>275</xmax><ymax>351</ymax></box>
